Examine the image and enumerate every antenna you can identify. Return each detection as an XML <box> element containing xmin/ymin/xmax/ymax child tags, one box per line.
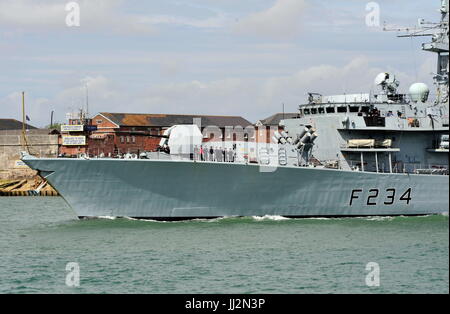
<box><xmin>383</xmin><ymin>0</ymin><xmax>449</xmax><ymax>106</ymax></box>
<box><xmin>21</xmin><ymin>92</ymin><xmax>30</xmax><ymax>153</ymax></box>
<box><xmin>85</xmin><ymin>83</ymin><xmax>89</xmax><ymax>121</ymax></box>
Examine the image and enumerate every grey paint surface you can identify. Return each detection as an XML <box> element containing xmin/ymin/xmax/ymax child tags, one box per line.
<box><xmin>22</xmin><ymin>157</ymin><xmax>448</xmax><ymax>218</ymax></box>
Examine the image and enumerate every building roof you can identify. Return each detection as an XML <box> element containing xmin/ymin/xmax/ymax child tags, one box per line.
<box><xmin>257</xmin><ymin>113</ymin><xmax>299</xmax><ymax>126</ymax></box>
<box><xmin>0</xmin><ymin>119</ymin><xmax>37</xmax><ymax>131</ymax></box>
<box><xmin>98</xmin><ymin>113</ymin><xmax>253</xmax><ymax>128</ymax></box>
<box><xmin>0</xmin><ymin>128</ymin><xmax>59</xmax><ymax>136</ymax></box>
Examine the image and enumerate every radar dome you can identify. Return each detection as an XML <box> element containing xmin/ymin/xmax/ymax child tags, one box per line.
<box><xmin>409</xmin><ymin>83</ymin><xmax>430</xmax><ymax>103</ymax></box>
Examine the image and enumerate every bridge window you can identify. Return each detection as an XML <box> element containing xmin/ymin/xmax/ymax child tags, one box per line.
<box><xmin>361</xmin><ymin>106</ymin><xmax>370</xmax><ymax>113</ymax></box>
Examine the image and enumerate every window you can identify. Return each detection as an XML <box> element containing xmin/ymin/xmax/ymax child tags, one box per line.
<box><xmin>337</xmin><ymin>106</ymin><xmax>347</xmax><ymax>113</ymax></box>
<box><xmin>126</xmin><ymin>136</ymin><xmax>130</xmax><ymax>143</ymax></box>
<box><xmin>361</xmin><ymin>106</ymin><xmax>370</xmax><ymax>114</ymax></box>
<box><xmin>326</xmin><ymin>107</ymin><xmax>335</xmax><ymax>113</ymax></box>
<box><xmin>349</xmin><ymin>106</ymin><xmax>359</xmax><ymax>113</ymax></box>
<box><xmin>96</xmin><ymin>120</ymin><xmax>103</xmax><ymax>124</ymax></box>
<box><xmin>132</xmin><ymin>136</ymin><xmax>136</xmax><ymax>143</ymax></box>
<box><xmin>120</xmin><ymin>136</ymin><xmax>124</xmax><ymax>143</ymax></box>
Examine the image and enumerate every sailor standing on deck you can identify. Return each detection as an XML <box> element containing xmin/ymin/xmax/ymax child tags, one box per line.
<box><xmin>214</xmin><ymin>147</ymin><xmax>218</xmax><ymax>162</ymax></box>
<box><xmin>193</xmin><ymin>145</ymin><xmax>199</xmax><ymax>161</ymax></box>
<box><xmin>200</xmin><ymin>146</ymin><xmax>204</xmax><ymax>161</ymax></box>
<box><xmin>209</xmin><ymin>147</ymin><xmax>214</xmax><ymax>161</ymax></box>
<box><xmin>220</xmin><ymin>148</ymin><xmax>224</xmax><ymax>162</ymax></box>
<box><xmin>215</xmin><ymin>147</ymin><xmax>220</xmax><ymax>162</ymax></box>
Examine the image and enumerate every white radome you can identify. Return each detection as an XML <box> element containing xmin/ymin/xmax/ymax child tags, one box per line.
<box><xmin>409</xmin><ymin>83</ymin><xmax>430</xmax><ymax>102</ymax></box>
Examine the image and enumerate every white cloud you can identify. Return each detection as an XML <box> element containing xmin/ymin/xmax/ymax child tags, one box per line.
<box><xmin>0</xmin><ymin>76</ymin><xmax>124</xmax><ymax>127</ymax></box>
<box><xmin>130</xmin><ymin>56</ymin><xmax>431</xmax><ymax>121</ymax></box>
<box><xmin>0</xmin><ymin>0</ymin><xmax>64</xmax><ymax>28</ymax></box>
<box><xmin>140</xmin><ymin>13</ymin><xmax>232</xmax><ymax>29</ymax></box>
<box><xmin>234</xmin><ymin>0</ymin><xmax>307</xmax><ymax>38</ymax></box>
<box><xmin>55</xmin><ymin>75</ymin><xmax>123</xmax><ymax>112</ymax></box>
<box><xmin>0</xmin><ymin>0</ymin><xmax>231</xmax><ymax>34</ymax></box>
<box><xmin>0</xmin><ymin>92</ymin><xmax>51</xmax><ymax>127</ymax></box>
<box><xmin>1</xmin><ymin>56</ymin><xmax>432</xmax><ymax>127</ymax></box>
<box><xmin>0</xmin><ymin>0</ymin><xmax>155</xmax><ymax>34</ymax></box>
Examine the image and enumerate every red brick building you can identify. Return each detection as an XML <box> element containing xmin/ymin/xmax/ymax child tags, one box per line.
<box><xmin>255</xmin><ymin>113</ymin><xmax>299</xmax><ymax>143</ymax></box>
<box><xmin>60</xmin><ymin>112</ymin><xmax>253</xmax><ymax>157</ymax></box>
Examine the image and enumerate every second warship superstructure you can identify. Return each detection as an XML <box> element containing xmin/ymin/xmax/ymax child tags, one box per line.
<box><xmin>22</xmin><ymin>1</ymin><xmax>449</xmax><ymax>219</ymax></box>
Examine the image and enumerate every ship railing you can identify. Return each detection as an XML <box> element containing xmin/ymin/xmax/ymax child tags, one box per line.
<box><xmin>89</xmin><ymin>151</ymin><xmax>245</xmax><ymax>163</ymax></box>
<box><xmin>303</xmin><ymin>92</ymin><xmax>443</xmax><ymax>106</ymax></box>
<box><xmin>398</xmin><ymin>163</ymin><xmax>449</xmax><ymax>175</ymax></box>
<box><xmin>343</xmin><ymin>159</ymin><xmax>448</xmax><ymax>175</ymax></box>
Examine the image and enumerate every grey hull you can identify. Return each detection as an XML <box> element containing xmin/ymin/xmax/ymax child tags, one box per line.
<box><xmin>22</xmin><ymin>158</ymin><xmax>449</xmax><ymax>218</ymax></box>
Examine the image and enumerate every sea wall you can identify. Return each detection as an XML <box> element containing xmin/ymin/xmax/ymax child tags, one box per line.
<box><xmin>0</xmin><ymin>129</ymin><xmax>59</xmax><ymax>180</ymax></box>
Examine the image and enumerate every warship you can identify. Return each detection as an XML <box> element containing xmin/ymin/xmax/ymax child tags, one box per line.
<box><xmin>22</xmin><ymin>1</ymin><xmax>449</xmax><ymax>219</ymax></box>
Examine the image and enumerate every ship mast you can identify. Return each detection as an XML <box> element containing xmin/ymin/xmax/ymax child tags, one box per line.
<box><xmin>383</xmin><ymin>0</ymin><xmax>449</xmax><ymax>107</ymax></box>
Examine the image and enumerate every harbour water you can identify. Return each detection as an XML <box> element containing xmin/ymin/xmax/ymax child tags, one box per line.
<box><xmin>0</xmin><ymin>197</ymin><xmax>448</xmax><ymax>294</ymax></box>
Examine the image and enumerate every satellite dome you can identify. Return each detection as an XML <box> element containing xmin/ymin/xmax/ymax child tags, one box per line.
<box><xmin>409</xmin><ymin>83</ymin><xmax>430</xmax><ymax>103</ymax></box>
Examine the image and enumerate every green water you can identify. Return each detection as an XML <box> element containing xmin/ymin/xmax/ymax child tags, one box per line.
<box><xmin>0</xmin><ymin>197</ymin><xmax>448</xmax><ymax>294</ymax></box>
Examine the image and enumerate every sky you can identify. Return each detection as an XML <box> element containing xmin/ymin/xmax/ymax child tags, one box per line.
<box><xmin>0</xmin><ymin>0</ymin><xmax>441</xmax><ymax>127</ymax></box>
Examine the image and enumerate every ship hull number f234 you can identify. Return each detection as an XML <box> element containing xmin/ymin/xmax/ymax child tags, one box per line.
<box><xmin>350</xmin><ymin>188</ymin><xmax>412</xmax><ymax>206</ymax></box>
